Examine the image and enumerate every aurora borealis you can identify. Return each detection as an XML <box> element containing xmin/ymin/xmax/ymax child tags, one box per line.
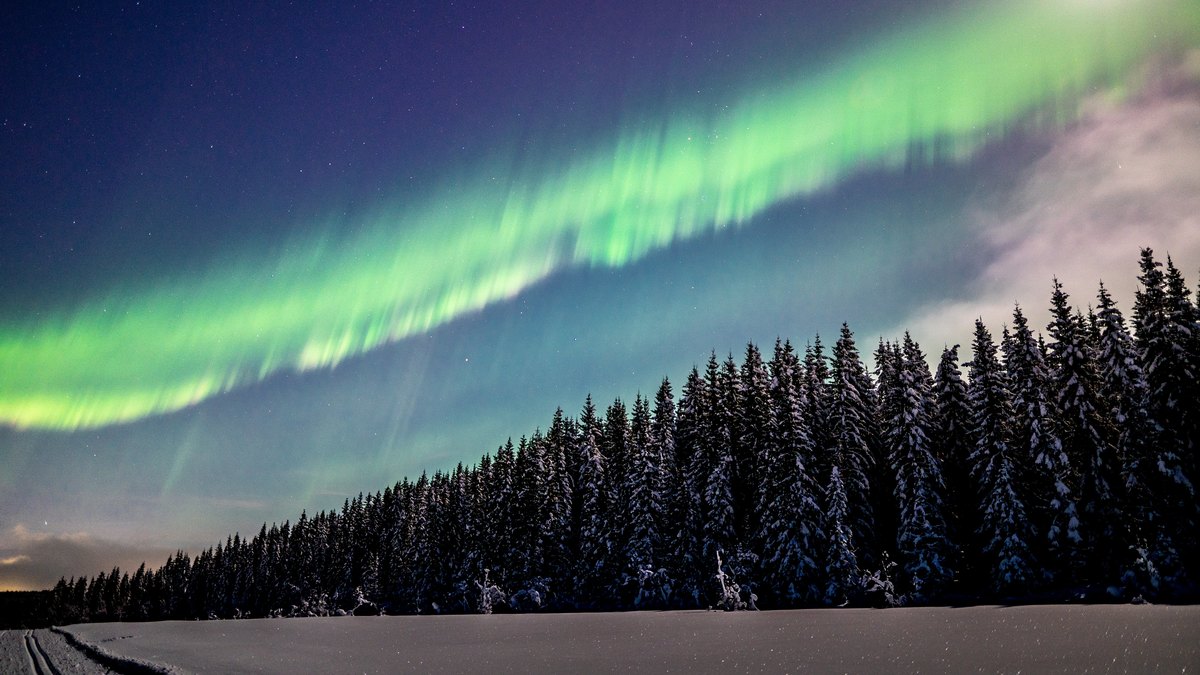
<box><xmin>2</xmin><ymin>0</ymin><xmax>1199</xmax><ymax>589</ymax></box>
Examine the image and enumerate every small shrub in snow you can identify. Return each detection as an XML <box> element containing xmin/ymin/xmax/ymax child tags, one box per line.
<box><xmin>862</xmin><ymin>552</ymin><xmax>905</xmax><ymax>608</ymax></box>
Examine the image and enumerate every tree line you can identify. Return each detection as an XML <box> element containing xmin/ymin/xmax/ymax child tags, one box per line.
<box><xmin>38</xmin><ymin>248</ymin><xmax>1199</xmax><ymax>622</ymax></box>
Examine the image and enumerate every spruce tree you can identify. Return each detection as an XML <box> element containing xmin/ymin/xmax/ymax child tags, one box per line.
<box><xmin>1004</xmin><ymin>305</ymin><xmax>1075</xmax><ymax>577</ymax></box>
<box><xmin>931</xmin><ymin>344</ymin><xmax>975</xmax><ymax>586</ymax></box>
<box><xmin>652</xmin><ymin>377</ymin><xmax>688</xmax><ymax>607</ymax></box>
<box><xmin>1096</xmin><ymin>284</ymin><xmax>1156</xmax><ymax>540</ymax></box>
<box><xmin>886</xmin><ymin>334</ymin><xmax>953</xmax><ymax>599</ymax></box>
<box><xmin>737</xmin><ymin>342</ymin><xmax>774</xmax><ymax>549</ymax></box>
<box><xmin>759</xmin><ymin>338</ymin><xmax>824</xmax><ymax>606</ymax></box>
<box><xmin>542</xmin><ymin>408</ymin><xmax>576</xmax><ymax>604</ymax></box>
<box><xmin>603</xmin><ymin>397</ymin><xmax>630</xmax><ymax>548</ymax></box>
<box><xmin>672</xmin><ymin>368</ymin><xmax>706</xmax><ymax>605</ymax></box>
<box><xmin>1132</xmin><ymin>250</ymin><xmax>1195</xmax><ymax>496</ymax></box>
<box><xmin>621</xmin><ymin>394</ymin><xmax>669</xmax><ymax>607</ymax></box>
<box><xmin>1133</xmin><ymin>250</ymin><xmax>1198</xmax><ymax>576</ymax></box>
<box><xmin>872</xmin><ymin>339</ymin><xmax>903</xmax><ymax>568</ymax></box>
<box><xmin>828</xmin><ymin>323</ymin><xmax>878</xmax><ymax>565</ymax></box>
<box><xmin>803</xmin><ymin>336</ymin><xmax>833</xmax><ymax>478</ymax></box>
<box><xmin>489</xmin><ymin>440</ymin><xmax>518</xmax><ymax>585</ymax></box>
<box><xmin>1161</xmin><ymin>258</ymin><xmax>1199</xmax><ymax>494</ymax></box>
<box><xmin>575</xmin><ymin>396</ymin><xmax>610</xmax><ymax>607</ymax></box>
<box><xmin>1047</xmin><ymin>279</ymin><xmax>1118</xmax><ymax>580</ymax></box>
<box><xmin>513</xmin><ymin>433</ymin><xmax>547</xmax><ymax>595</ymax></box>
<box><xmin>968</xmin><ymin>319</ymin><xmax>1036</xmax><ymax>595</ymax></box>
<box><xmin>699</xmin><ymin>353</ymin><xmax>739</xmax><ymax>588</ymax></box>
<box><xmin>823</xmin><ymin>465</ymin><xmax>862</xmax><ymax>606</ymax></box>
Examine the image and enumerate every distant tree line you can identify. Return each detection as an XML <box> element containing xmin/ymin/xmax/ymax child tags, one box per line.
<box><xmin>38</xmin><ymin>248</ymin><xmax>1199</xmax><ymax>622</ymax></box>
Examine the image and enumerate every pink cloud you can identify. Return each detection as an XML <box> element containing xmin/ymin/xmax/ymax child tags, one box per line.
<box><xmin>896</xmin><ymin>64</ymin><xmax>1200</xmax><ymax>353</ymax></box>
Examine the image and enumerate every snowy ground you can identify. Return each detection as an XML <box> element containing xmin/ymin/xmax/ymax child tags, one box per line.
<box><xmin>0</xmin><ymin>627</ymin><xmax>116</xmax><ymax>674</ymax></box>
<box><xmin>6</xmin><ymin>605</ymin><xmax>1195</xmax><ymax>674</ymax></box>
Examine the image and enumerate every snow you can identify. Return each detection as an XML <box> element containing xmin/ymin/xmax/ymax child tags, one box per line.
<box><xmin>1</xmin><ymin>628</ymin><xmax>119</xmax><ymax>674</ymax></box>
<box><xmin>0</xmin><ymin>631</ymin><xmax>26</xmax><ymax>674</ymax></box>
<box><xmin>52</xmin><ymin>605</ymin><xmax>1200</xmax><ymax>674</ymax></box>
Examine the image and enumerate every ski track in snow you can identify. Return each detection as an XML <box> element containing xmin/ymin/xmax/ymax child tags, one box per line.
<box><xmin>52</xmin><ymin>605</ymin><xmax>1200</xmax><ymax>674</ymax></box>
<box><xmin>0</xmin><ymin>628</ymin><xmax>112</xmax><ymax>674</ymax></box>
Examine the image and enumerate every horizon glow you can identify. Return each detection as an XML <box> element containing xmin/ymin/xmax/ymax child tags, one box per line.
<box><xmin>2</xmin><ymin>0</ymin><xmax>1198</xmax><ymax>430</ymax></box>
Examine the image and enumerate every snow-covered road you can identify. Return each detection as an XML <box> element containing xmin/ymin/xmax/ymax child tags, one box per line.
<box><xmin>40</xmin><ymin>605</ymin><xmax>1200</xmax><ymax>674</ymax></box>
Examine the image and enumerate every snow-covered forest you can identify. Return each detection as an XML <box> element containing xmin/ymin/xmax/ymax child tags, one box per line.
<box><xmin>37</xmin><ymin>248</ymin><xmax>1199</xmax><ymax>622</ymax></box>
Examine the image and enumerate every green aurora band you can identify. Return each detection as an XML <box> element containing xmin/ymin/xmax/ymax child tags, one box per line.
<box><xmin>3</xmin><ymin>0</ymin><xmax>1198</xmax><ymax>430</ymax></box>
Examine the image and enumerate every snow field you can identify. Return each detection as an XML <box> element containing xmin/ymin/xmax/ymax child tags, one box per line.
<box><xmin>63</xmin><ymin>604</ymin><xmax>1200</xmax><ymax>674</ymax></box>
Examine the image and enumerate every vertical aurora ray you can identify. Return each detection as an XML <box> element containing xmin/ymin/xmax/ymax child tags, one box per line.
<box><xmin>2</xmin><ymin>0</ymin><xmax>1197</xmax><ymax>430</ymax></box>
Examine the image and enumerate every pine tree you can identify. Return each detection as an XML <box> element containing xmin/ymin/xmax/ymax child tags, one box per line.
<box><xmin>823</xmin><ymin>465</ymin><xmax>862</xmax><ymax>606</ymax></box>
<box><xmin>803</xmin><ymin>336</ymin><xmax>833</xmax><ymax>479</ymax></box>
<box><xmin>652</xmin><ymin>374</ymin><xmax>691</xmax><ymax>607</ymax></box>
<box><xmin>575</xmin><ymin>396</ymin><xmax>610</xmax><ymax>607</ymax></box>
<box><xmin>513</xmin><ymin>433</ymin><xmax>547</xmax><ymax>587</ymax></box>
<box><xmin>1133</xmin><ymin>251</ymin><xmax>1195</xmax><ymax>484</ymax></box>
<box><xmin>699</xmin><ymin>353</ymin><xmax>739</xmax><ymax>589</ymax></box>
<box><xmin>603</xmin><ymin>397</ymin><xmax>631</xmax><ymax>543</ymax></box>
<box><xmin>1133</xmin><ymin>249</ymin><xmax>1198</xmax><ymax>577</ymax></box>
<box><xmin>737</xmin><ymin>343</ymin><xmax>774</xmax><ymax>549</ymax></box>
<box><xmin>931</xmin><ymin>345</ymin><xmax>975</xmax><ymax>586</ymax></box>
<box><xmin>672</xmin><ymin>367</ymin><xmax>706</xmax><ymax>605</ymax></box>
<box><xmin>621</xmin><ymin>394</ymin><xmax>669</xmax><ymax>607</ymax></box>
<box><xmin>488</xmin><ymin>440</ymin><xmax>518</xmax><ymax>586</ymax></box>
<box><xmin>828</xmin><ymin>323</ymin><xmax>878</xmax><ymax>565</ymax></box>
<box><xmin>1096</xmin><ymin>284</ymin><xmax>1158</xmax><ymax>560</ymax></box>
<box><xmin>886</xmin><ymin>334</ymin><xmax>953</xmax><ymax>599</ymax></box>
<box><xmin>650</xmin><ymin>377</ymin><xmax>680</xmax><ymax>579</ymax></box>
<box><xmin>968</xmin><ymin>319</ymin><xmax>1036</xmax><ymax>595</ymax></box>
<box><xmin>542</xmin><ymin>408</ymin><xmax>576</xmax><ymax>605</ymax></box>
<box><xmin>872</xmin><ymin>339</ymin><xmax>903</xmax><ymax>569</ymax></box>
<box><xmin>1160</xmin><ymin>258</ymin><xmax>1199</xmax><ymax>496</ymax></box>
<box><xmin>759</xmin><ymin>338</ymin><xmax>824</xmax><ymax>606</ymax></box>
<box><xmin>1047</xmin><ymin>279</ymin><xmax>1118</xmax><ymax>580</ymax></box>
<box><xmin>1004</xmin><ymin>304</ymin><xmax>1075</xmax><ymax>577</ymax></box>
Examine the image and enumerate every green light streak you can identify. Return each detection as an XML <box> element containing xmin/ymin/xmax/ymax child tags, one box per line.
<box><xmin>3</xmin><ymin>0</ymin><xmax>1197</xmax><ymax>429</ymax></box>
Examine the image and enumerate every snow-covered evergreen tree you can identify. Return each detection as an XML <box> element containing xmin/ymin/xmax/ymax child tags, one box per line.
<box><xmin>603</xmin><ymin>397</ymin><xmax>630</xmax><ymax>553</ymax></box>
<box><xmin>513</xmin><ymin>434</ymin><xmax>547</xmax><ymax>590</ymax></box>
<box><xmin>1004</xmin><ymin>304</ymin><xmax>1075</xmax><ymax>579</ymax></box>
<box><xmin>737</xmin><ymin>342</ymin><xmax>774</xmax><ymax>550</ymax></box>
<box><xmin>968</xmin><ymin>319</ymin><xmax>1037</xmax><ymax>595</ymax></box>
<box><xmin>823</xmin><ymin>465</ymin><xmax>862</xmax><ymax>606</ymax></box>
<box><xmin>872</xmin><ymin>339</ymin><xmax>902</xmax><ymax>567</ymax></box>
<box><xmin>574</xmin><ymin>397</ymin><xmax>610</xmax><ymax>606</ymax></box>
<box><xmin>699</xmin><ymin>353</ymin><xmax>739</xmax><ymax>592</ymax></box>
<box><xmin>672</xmin><ymin>367</ymin><xmax>706</xmax><ymax>605</ymax></box>
<box><xmin>803</xmin><ymin>336</ymin><xmax>833</xmax><ymax>479</ymax></box>
<box><xmin>1133</xmin><ymin>250</ymin><xmax>1198</xmax><ymax>578</ymax></box>
<box><xmin>758</xmin><ymin>339</ymin><xmax>824</xmax><ymax>606</ymax></box>
<box><xmin>620</xmin><ymin>394</ymin><xmax>670</xmax><ymax>607</ymax></box>
<box><xmin>540</xmin><ymin>409</ymin><xmax>575</xmax><ymax>605</ymax></box>
<box><xmin>931</xmin><ymin>344</ymin><xmax>975</xmax><ymax>584</ymax></box>
<box><xmin>1095</xmin><ymin>283</ymin><xmax>1186</xmax><ymax>595</ymax></box>
<box><xmin>1047</xmin><ymin>279</ymin><xmax>1118</xmax><ymax>580</ymax></box>
<box><xmin>828</xmin><ymin>323</ymin><xmax>878</xmax><ymax>565</ymax></box>
<box><xmin>1133</xmin><ymin>250</ymin><xmax>1195</xmax><ymax>494</ymax></box>
<box><xmin>885</xmin><ymin>334</ymin><xmax>953</xmax><ymax>600</ymax></box>
<box><xmin>651</xmin><ymin>377</ymin><xmax>687</xmax><ymax>607</ymax></box>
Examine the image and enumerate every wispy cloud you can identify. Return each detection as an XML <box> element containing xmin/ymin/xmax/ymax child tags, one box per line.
<box><xmin>0</xmin><ymin>525</ymin><xmax>174</xmax><ymax>591</ymax></box>
<box><xmin>895</xmin><ymin>62</ymin><xmax>1200</xmax><ymax>354</ymax></box>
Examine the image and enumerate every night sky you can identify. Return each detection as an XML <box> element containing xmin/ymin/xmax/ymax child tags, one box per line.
<box><xmin>3</xmin><ymin>0</ymin><xmax>1199</xmax><ymax>590</ymax></box>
